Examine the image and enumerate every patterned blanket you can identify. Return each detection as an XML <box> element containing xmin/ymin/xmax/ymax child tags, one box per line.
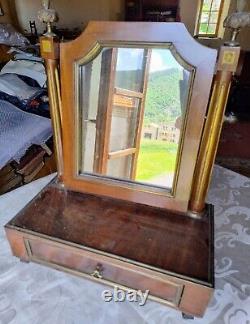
<box><xmin>0</xmin><ymin>100</ymin><xmax>52</xmax><ymax>169</ymax></box>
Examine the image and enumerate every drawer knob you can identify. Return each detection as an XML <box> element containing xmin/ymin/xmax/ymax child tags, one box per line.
<box><xmin>91</xmin><ymin>264</ymin><xmax>103</xmax><ymax>279</ymax></box>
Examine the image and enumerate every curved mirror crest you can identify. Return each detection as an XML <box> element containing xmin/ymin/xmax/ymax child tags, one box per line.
<box><xmin>76</xmin><ymin>45</ymin><xmax>194</xmax><ymax>194</ymax></box>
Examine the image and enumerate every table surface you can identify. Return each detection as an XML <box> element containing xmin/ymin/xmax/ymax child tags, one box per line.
<box><xmin>0</xmin><ymin>165</ymin><xmax>250</xmax><ymax>324</ymax></box>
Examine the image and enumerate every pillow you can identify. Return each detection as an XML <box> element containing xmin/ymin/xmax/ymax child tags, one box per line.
<box><xmin>0</xmin><ymin>23</ymin><xmax>30</xmax><ymax>47</ymax></box>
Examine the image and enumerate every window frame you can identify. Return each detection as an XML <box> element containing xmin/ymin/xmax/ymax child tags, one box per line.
<box><xmin>196</xmin><ymin>0</ymin><xmax>225</xmax><ymax>38</ymax></box>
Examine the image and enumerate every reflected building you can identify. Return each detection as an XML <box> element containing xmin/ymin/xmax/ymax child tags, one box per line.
<box><xmin>142</xmin><ymin>123</ymin><xmax>180</xmax><ymax>144</ymax></box>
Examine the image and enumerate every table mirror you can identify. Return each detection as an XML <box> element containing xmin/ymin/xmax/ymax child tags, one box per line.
<box><xmin>61</xmin><ymin>22</ymin><xmax>217</xmax><ymax>212</ymax></box>
<box><xmin>5</xmin><ymin>20</ymin><xmax>241</xmax><ymax>318</ymax></box>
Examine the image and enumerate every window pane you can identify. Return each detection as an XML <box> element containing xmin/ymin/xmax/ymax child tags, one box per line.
<box><xmin>212</xmin><ymin>0</ymin><xmax>222</xmax><ymax>10</ymax></box>
<box><xmin>136</xmin><ymin>49</ymin><xmax>191</xmax><ymax>189</ymax></box>
<box><xmin>200</xmin><ymin>12</ymin><xmax>209</xmax><ymax>24</ymax></box>
<box><xmin>210</xmin><ymin>12</ymin><xmax>219</xmax><ymax>24</ymax></box>
<box><xmin>202</xmin><ymin>0</ymin><xmax>212</xmax><ymax>11</ymax></box>
<box><xmin>115</xmin><ymin>48</ymin><xmax>145</xmax><ymax>92</ymax></box>
<box><xmin>107</xmin><ymin>155</ymin><xmax>132</xmax><ymax>179</ymax></box>
<box><xmin>199</xmin><ymin>23</ymin><xmax>208</xmax><ymax>34</ymax></box>
<box><xmin>207</xmin><ymin>24</ymin><xmax>216</xmax><ymax>34</ymax></box>
<box><xmin>109</xmin><ymin>97</ymin><xmax>140</xmax><ymax>152</ymax></box>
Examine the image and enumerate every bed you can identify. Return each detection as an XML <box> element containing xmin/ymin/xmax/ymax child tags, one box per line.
<box><xmin>0</xmin><ymin>23</ymin><xmax>56</xmax><ymax>194</ymax></box>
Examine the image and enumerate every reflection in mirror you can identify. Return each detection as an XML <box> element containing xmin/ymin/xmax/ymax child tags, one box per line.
<box><xmin>78</xmin><ymin>46</ymin><xmax>193</xmax><ymax>192</ymax></box>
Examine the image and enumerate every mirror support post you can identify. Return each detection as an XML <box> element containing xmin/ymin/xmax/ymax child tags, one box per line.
<box><xmin>38</xmin><ymin>2</ymin><xmax>63</xmax><ymax>180</ymax></box>
<box><xmin>189</xmin><ymin>44</ymin><xmax>240</xmax><ymax>215</ymax></box>
<box><xmin>40</xmin><ymin>36</ymin><xmax>63</xmax><ymax>180</ymax></box>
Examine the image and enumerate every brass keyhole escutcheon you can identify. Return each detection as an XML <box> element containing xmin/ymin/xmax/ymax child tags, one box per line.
<box><xmin>91</xmin><ymin>264</ymin><xmax>103</xmax><ymax>279</ymax></box>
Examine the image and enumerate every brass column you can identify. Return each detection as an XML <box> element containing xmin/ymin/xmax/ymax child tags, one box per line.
<box><xmin>38</xmin><ymin>1</ymin><xmax>63</xmax><ymax>180</ymax></box>
<box><xmin>189</xmin><ymin>45</ymin><xmax>240</xmax><ymax>214</ymax></box>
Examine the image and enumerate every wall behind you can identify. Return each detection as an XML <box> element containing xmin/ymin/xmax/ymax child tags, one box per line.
<box><xmin>12</xmin><ymin>0</ymin><xmax>221</xmax><ymax>37</ymax></box>
<box><xmin>0</xmin><ymin>0</ymin><xmax>19</xmax><ymax>27</ymax></box>
<box><xmin>179</xmin><ymin>0</ymin><xmax>199</xmax><ymax>35</ymax></box>
<box><xmin>12</xmin><ymin>0</ymin><xmax>250</xmax><ymax>51</ymax></box>
<box><xmin>15</xmin><ymin>0</ymin><xmax>123</xmax><ymax>33</ymax></box>
<box><xmin>14</xmin><ymin>0</ymin><xmax>206</xmax><ymax>36</ymax></box>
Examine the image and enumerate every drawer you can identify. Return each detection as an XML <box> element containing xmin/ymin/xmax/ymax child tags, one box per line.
<box><xmin>24</xmin><ymin>237</ymin><xmax>184</xmax><ymax>307</ymax></box>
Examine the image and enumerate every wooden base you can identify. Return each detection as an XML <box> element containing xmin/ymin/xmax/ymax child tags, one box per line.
<box><xmin>5</xmin><ymin>180</ymin><xmax>214</xmax><ymax>317</ymax></box>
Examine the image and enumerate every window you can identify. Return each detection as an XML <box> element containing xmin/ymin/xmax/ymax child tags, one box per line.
<box><xmin>197</xmin><ymin>0</ymin><xmax>224</xmax><ymax>37</ymax></box>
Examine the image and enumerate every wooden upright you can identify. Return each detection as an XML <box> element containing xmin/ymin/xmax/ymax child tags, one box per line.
<box><xmin>38</xmin><ymin>0</ymin><xmax>63</xmax><ymax>179</ymax></box>
<box><xmin>40</xmin><ymin>36</ymin><xmax>63</xmax><ymax>179</ymax></box>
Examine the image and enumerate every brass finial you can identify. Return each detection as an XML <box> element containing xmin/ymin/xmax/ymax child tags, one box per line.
<box><xmin>224</xmin><ymin>0</ymin><xmax>250</xmax><ymax>46</ymax></box>
<box><xmin>38</xmin><ymin>0</ymin><xmax>58</xmax><ymax>37</ymax></box>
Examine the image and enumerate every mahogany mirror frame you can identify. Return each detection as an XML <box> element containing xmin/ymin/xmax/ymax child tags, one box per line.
<box><xmin>60</xmin><ymin>22</ymin><xmax>217</xmax><ymax>213</ymax></box>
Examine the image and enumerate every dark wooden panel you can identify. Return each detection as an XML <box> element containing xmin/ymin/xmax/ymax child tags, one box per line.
<box><xmin>7</xmin><ymin>182</ymin><xmax>213</xmax><ymax>285</ymax></box>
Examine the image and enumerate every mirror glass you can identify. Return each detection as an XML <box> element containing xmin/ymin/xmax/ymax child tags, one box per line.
<box><xmin>77</xmin><ymin>46</ymin><xmax>193</xmax><ymax>192</ymax></box>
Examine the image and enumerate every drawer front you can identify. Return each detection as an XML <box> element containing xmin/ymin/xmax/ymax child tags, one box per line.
<box><xmin>24</xmin><ymin>237</ymin><xmax>184</xmax><ymax>307</ymax></box>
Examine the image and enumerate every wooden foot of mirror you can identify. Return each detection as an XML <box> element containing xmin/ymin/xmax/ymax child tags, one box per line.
<box><xmin>5</xmin><ymin>18</ymin><xmax>241</xmax><ymax>317</ymax></box>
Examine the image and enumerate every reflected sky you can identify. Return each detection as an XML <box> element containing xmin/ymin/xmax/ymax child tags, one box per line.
<box><xmin>116</xmin><ymin>48</ymin><xmax>181</xmax><ymax>72</ymax></box>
